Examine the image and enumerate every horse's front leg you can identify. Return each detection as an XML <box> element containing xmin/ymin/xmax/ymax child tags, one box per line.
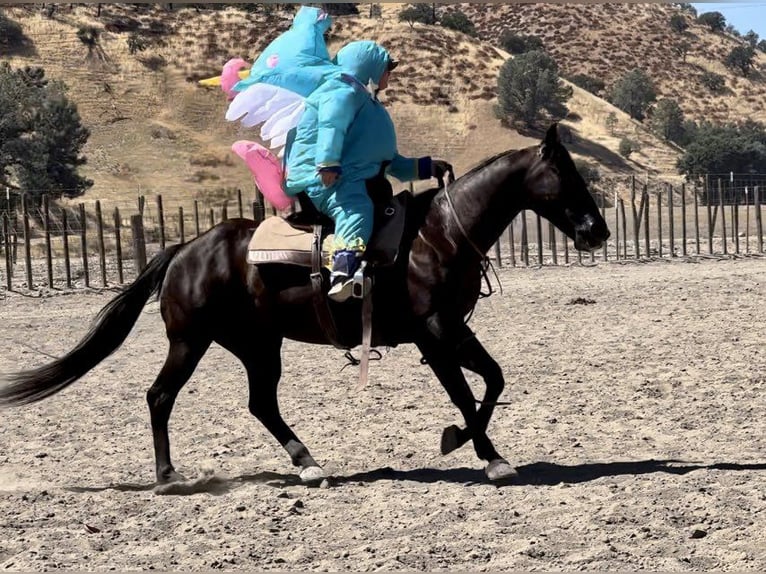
<box><xmin>440</xmin><ymin>333</ymin><xmax>506</xmax><ymax>457</ymax></box>
<box><xmin>416</xmin><ymin>316</ymin><xmax>517</xmax><ymax>482</ymax></box>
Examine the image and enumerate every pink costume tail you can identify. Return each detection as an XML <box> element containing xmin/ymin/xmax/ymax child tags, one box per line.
<box><xmin>232</xmin><ymin>141</ymin><xmax>293</xmax><ymax>210</ymax></box>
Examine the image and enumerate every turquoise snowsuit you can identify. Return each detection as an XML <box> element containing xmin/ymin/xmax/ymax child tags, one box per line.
<box><xmin>284</xmin><ymin>41</ymin><xmax>431</xmax><ymax>253</ymax></box>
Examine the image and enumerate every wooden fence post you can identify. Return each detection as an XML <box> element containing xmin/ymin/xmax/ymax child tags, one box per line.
<box><xmin>705</xmin><ymin>178</ymin><xmax>715</xmax><ymax>255</ymax></box>
<box><xmin>681</xmin><ymin>183</ymin><xmax>687</xmax><ymax>256</ymax></box>
<box><xmin>656</xmin><ymin>190</ymin><xmax>663</xmax><ymax>258</ymax></box>
<box><xmin>22</xmin><ymin>194</ymin><xmax>32</xmax><ymax>289</ymax></box>
<box><xmin>630</xmin><ymin>181</ymin><xmax>641</xmax><ymax>259</ymax></box>
<box><xmin>42</xmin><ymin>195</ymin><xmax>53</xmax><ymax>288</ymax></box>
<box><xmin>95</xmin><ymin>200</ymin><xmax>107</xmax><ymax>287</ymax></box>
<box><xmin>2</xmin><ymin>215</ymin><xmax>11</xmax><ymax>290</ymax></box>
<box><xmin>643</xmin><ymin>189</ymin><xmax>650</xmax><ymax>257</ymax></box>
<box><xmin>114</xmin><ymin>207</ymin><xmax>124</xmax><ymax>284</ymax></box>
<box><xmin>693</xmin><ymin>185</ymin><xmax>700</xmax><ymax>255</ymax></box>
<box><xmin>62</xmin><ymin>208</ymin><xmax>72</xmax><ymax>289</ymax></box>
<box><xmin>719</xmin><ymin>179</ymin><xmax>727</xmax><ymax>255</ymax></box>
<box><xmin>548</xmin><ymin>222</ymin><xmax>557</xmax><ymax>265</ymax></box>
<box><xmin>237</xmin><ymin>189</ymin><xmax>244</xmax><ymax>218</ymax></box>
<box><xmin>493</xmin><ymin>242</ymin><xmax>502</xmax><ymax>267</ymax></box>
<box><xmin>614</xmin><ymin>193</ymin><xmax>620</xmax><ymax>261</ymax></box>
<box><xmin>668</xmin><ymin>185</ymin><xmax>675</xmax><ymax>257</ymax></box>
<box><xmin>601</xmin><ymin>196</ymin><xmax>607</xmax><ymax>261</ymax></box>
<box><xmin>222</xmin><ymin>201</ymin><xmax>228</xmax><ymax>221</ymax></box>
<box><xmin>521</xmin><ymin>211</ymin><xmax>529</xmax><ymax>266</ymax></box>
<box><xmin>507</xmin><ymin>221</ymin><xmax>516</xmax><ymax>267</ymax></box>
<box><xmin>619</xmin><ymin>199</ymin><xmax>627</xmax><ymax>259</ymax></box>
<box><xmin>535</xmin><ymin>213</ymin><xmax>543</xmax><ymax>265</ymax></box>
<box><xmin>194</xmin><ymin>200</ymin><xmax>200</xmax><ymax>237</ymax></box>
<box><xmin>732</xmin><ymin>183</ymin><xmax>740</xmax><ymax>254</ymax></box>
<box><xmin>178</xmin><ymin>206</ymin><xmax>185</xmax><ymax>244</ymax></box>
<box><xmin>208</xmin><ymin>207</ymin><xmax>215</xmax><ymax>229</ymax></box>
<box><xmin>745</xmin><ymin>186</ymin><xmax>750</xmax><ymax>254</ymax></box>
<box><xmin>79</xmin><ymin>203</ymin><xmax>89</xmax><ymax>288</ymax></box>
<box><xmin>156</xmin><ymin>194</ymin><xmax>166</xmax><ymax>250</ymax></box>
<box><xmin>754</xmin><ymin>185</ymin><xmax>763</xmax><ymax>253</ymax></box>
<box><xmin>562</xmin><ymin>229</ymin><xmax>569</xmax><ymax>264</ymax></box>
<box><xmin>131</xmin><ymin>214</ymin><xmax>147</xmax><ymax>274</ymax></box>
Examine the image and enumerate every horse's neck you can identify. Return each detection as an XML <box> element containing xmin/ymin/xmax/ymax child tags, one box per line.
<box><xmin>436</xmin><ymin>151</ymin><xmax>530</xmax><ymax>256</ymax></box>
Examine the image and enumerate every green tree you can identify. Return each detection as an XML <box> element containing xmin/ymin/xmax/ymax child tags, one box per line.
<box><xmin>669</xmin><ymin>14</ymin><xmax>689</xmax><ymax>34</ymax></box>
<box><xmin>605</xmin><ymin>112</ymin><xmax>618</xmax><ymax>135</ymax></box>
<box><xmin>650</xmin><ymin>98</ymin><xmax>686</xmax><ymax>144</ymax></box>
<box><xmin>398</xmin><ymin>4</ymin><xmax>436</xmax><ymax>28</ymax></box>
<box><xmin>673</xmin><ymin>40</ymin><xmax>691</xmax><ymax>63</ymax></box>
<box><xmin>0</xmin><ymin>12</ymin><xmax>34</xmax><ymax>55</ymax></box>
<box><xmin>568</xmin><ymin>73</ymin><xmax>605</xmax><ymax>95</ymax></box>
<box><xmin>744</xmin><ymin>29</ymin><xmax>759</xmax><ymax>48</ymax></box>
<box><xmin>0</xmin><ymin>63</ymin><xmax>92</xmax><ymax>198</ymax></box>
<box><xmin>440</xmin><ymin>10</ymin><xmax>476</xmax><ymax>36</ymax></box>
<box><xmin>677</xmin><ymin>121</ymin><xmax>766</xmax><ymax>177</ymax></box>
<box><xmin>609</xmin><ymin>69</ymin><xmax>657</xmax><ymax>121</ymax></box>
<box><xmin>321</xmin><ymin>4</ymin><xmax>359</xmax><ymax>16</ymax></box>
<box><xmin>700</xmin><ymin>70</ymin><xmax>725</xmax><ymax>93</ymax></box>
<box><xmin>496</xmin><ymin>51</ymin><xmax>572</xmax><ymax>126</ymax></box>
<box><xmin>499</xmin><ymin>31</ymin><xmax>544</xmax><ymax>54</ymax></box>
<box><xmin>697</xmin><ymin>11</ymin><xmax>726</xmax><ymax>32</ymax></box>
<box><xmin>725</xmin><ymin>45</ymin><xmax>756</xmax><ymax>77</ymax></box>
<box><xmin>758</xmin><ymin>39</ymin><xmax>766</xmax><ymax>53</ymax></box>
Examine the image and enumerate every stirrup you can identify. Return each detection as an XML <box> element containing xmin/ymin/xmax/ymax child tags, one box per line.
<box><xmin>351</xmin><ymin>261</ymin><xmax>370</xmax><ymax>299</ymax></box>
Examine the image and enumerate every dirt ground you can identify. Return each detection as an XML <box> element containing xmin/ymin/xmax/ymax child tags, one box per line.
<box><xmin>0</xmin><ymin>258</ymin><xmax>765</xmax><ymax>571</ymax></box>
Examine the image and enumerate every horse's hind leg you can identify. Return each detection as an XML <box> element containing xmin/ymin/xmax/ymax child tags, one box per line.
<box><xmin>146</xmin><ymin>338</ymin><xmax>209</xmax><ymax>483</ymax></box>
<box><xmin>235</xmin><ymin>338</ymin><xmax>325</xmax><ymax>484</ymax></box>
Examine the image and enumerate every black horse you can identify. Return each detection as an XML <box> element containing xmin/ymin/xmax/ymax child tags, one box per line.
<box><xmin>0</xmin><ymin>124</ymin><xmax>609</xmax><ymax>484</ymax></box>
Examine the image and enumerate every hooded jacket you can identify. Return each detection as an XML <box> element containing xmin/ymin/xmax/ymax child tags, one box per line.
<box><xmin>284</xmin><ymin>40</ymin><xmax>426</xmax><ymax>196</ymax></box>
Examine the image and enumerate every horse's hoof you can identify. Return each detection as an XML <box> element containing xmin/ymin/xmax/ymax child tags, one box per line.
<box><xmin>158</xmin><ymin>470</ymin><xmax>187</xmax><ymax>484</ymax></box>
<box><xmin>486</xmin><ymin>459</ymin><xmax>518</xmax><ymax>482</ymax></box>
<box><xmin>299</xmin><ymin>465</ymin><xmax>325</xmax><ymax>484</ymax></box>
<box><xmin>441</xmin><ymin>425</ymin><xmax>462</xmax><ymax>455</ymax></box>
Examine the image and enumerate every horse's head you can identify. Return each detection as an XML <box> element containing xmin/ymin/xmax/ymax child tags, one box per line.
<box><xmin>522</xmin><ymin>124</ymin><xmax>610</xmax><ymax>251</ymax></box>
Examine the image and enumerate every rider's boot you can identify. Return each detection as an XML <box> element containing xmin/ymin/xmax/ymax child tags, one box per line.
<box><xmin>328</xmin><ymin>249</ymin><xmax>362</xmax><ymax>302</ymax></box>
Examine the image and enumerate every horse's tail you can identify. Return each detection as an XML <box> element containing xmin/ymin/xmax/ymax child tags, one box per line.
<box><xmin>0</xmin><ymin>244</ymin><xmax>184</xmax><ymax>407</ymax></box>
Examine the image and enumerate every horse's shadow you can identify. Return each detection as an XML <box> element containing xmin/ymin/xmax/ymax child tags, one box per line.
<box><xmin>64</xmin><ymin>460</ymin><xmax>766</xmax><ymax>496</ymax></box>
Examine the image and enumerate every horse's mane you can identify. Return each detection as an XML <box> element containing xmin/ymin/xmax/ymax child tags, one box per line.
<box><xmin>461</xmin><ymin>149</ymin><xmax>520</xmax><ymax>179</ymax></box>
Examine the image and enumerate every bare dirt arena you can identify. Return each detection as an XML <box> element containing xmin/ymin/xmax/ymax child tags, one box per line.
<box><xmin>1</xmin><ymin>258</ymin><xmax>765</xmax><ymax>571</ymax></box>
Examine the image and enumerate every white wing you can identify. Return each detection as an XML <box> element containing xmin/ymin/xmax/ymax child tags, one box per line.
<box><xmin>226</xmin><ymin>83</ymin><xmax>305</xmax><ymax>156</ymax></box>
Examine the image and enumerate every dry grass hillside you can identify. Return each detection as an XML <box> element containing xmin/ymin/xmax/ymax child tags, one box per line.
<box><xmin>5</xmin><ymin>3</ymin><xmax>752</xmax><ymax>205</ymax></box>
<box><xmin>461</xmin><ymin>2</ymin><xmax>766</xmax><ymax>125</ymax></box>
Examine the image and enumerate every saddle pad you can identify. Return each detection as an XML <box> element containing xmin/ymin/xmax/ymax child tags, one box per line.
<box><xmin>247</xmin><ymin>216</ymin><xmax>334</xmax><ymax>267</ymax></box>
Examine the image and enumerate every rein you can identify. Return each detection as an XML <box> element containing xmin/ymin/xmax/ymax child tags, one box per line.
<box><xmin>442</xmin><ymin>177</ymin><xmax>502</xmax><ymax>311</ymax></box>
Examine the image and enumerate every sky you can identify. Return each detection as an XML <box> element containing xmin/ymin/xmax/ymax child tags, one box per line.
<box><xmin>692</xmin><ymin>2</ymin><xmax>766</xmax><ymax>40</ymax></box>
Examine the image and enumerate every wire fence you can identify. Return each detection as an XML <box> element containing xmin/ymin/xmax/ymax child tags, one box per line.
<box><xmin>0</xmin><ymin>175</ymin><xmax>764</xmax><ymax>292</ymax></box>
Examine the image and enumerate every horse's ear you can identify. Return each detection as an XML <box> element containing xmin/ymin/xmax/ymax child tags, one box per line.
<box><xmin>545</xmin><ymin>123</ymin><xmax>560</xmax><ymax>147</ymax></box>
<box><xmin>538</xmin><ymin>123</ymin><xmax>561</xmax><ymax>159</ymax></box>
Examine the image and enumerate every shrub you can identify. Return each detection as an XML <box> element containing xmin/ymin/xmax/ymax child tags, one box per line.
<box><xmin>700</xmin><ymin>71</ymin><xmax>725</xmax><ymax>93</ymax></box>
<box><xmin>499</xmin><ymin>31</ymin><xmax>544</xmax><ymax>54</ymax></box>
<box><xmin>669</xmin><ymin>14</ymin><xmax>689</xmax><ymax>34</ymax></box>
<box><xmin>568</xmin><ymin>73</ymin><xmax>605</xmax><ymax>95</ymax></box>
<box><xmin>619</xmin><ymin>138</ymin><xmax>639</xmax><ymax>158</ymax></box>
<box><xmin>440</xmin><ymin>10</ymin><xmax>476</xmax><ymax>36</ymax></box>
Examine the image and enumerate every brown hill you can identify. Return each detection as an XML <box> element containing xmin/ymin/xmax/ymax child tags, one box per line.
<box><xmin>5</xmin><ymin>3</ymin><xmax>758</xmax><ymax>206</ymax></box>
<box><xmin>461</xmin><ymin>2</ymin><xmax>766</xmax><ymax>125</ymax></box>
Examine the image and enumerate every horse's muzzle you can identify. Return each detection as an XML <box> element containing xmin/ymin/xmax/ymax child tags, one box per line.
<box><xmin>574</xmin><ymin>216</ymin><xmax>610</xmax><ymax>252</ymax></box>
